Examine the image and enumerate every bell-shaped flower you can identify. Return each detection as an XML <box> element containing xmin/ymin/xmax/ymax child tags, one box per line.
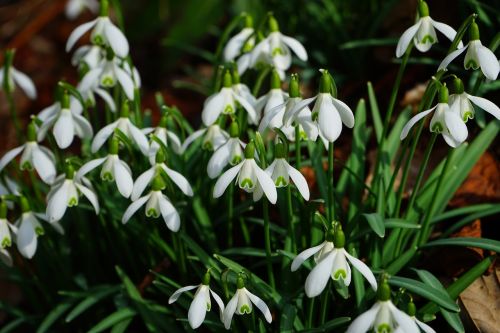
<box><xmin>142</xmin><ymin>115</ymin><xmax>182</xmax><ymax>164</ymax></box>
<box><xmin>0</xmin><ymin>202</ymin><xmax>13</xmax><ymax>249</ymax></box>
<box><xmin>438</xmin><ymin>21</ymin><xmax>499</xmax><ymax>80</ymax></box>
<box><xmin>0</xmin><ymin>50</ymin><xmax>37</xmax><ymax>99</ymax></box>
<box><xmin>347</xmin><ymin>281</ymin><xmax>420</xmax><ymax>333</ymax></box>
<box><xmin>0</xmin><ymin>123</ymin><xmax>56</xmax><ymax>184</ymax></box>
<box><xmin>92</xmin><ymin>102</ymin><xmax>149</xmax><ymax>154</ymax></box>
<box><xmin>202</xmin><ymin>70</ymin><xmax>257</xmax><ymax>126</ymax></box>
<box><xmin>289</xmin><ymin>70</ymin><xmax>354</xmax><ymax>145</ymax></box>
<box><xmin>46</xmin><ymin>165</ymin><xmax>99</xmax><ymax>222</ymax></box>
<box><xmin>122</xmin><ymin>175</ymin><xmax>181</xmax><ymax>231</ymax></box>
<box><xmin>66</xmin><ymin>0</ymin><xmax>129</xmax><ymax>58</ymax></box>
<box><xmin>396</xmin><ymin>1</ymin><xmax>462</xmax><ymax>57</ymax></box>
<box><xmin>394</xmin><ymin>302</ymin><xmax>436</xmax><ymax>333</ymax></box>
<box><xmin>207</xmin><ymin>122</ymin><xmax>245</xmax><ymax>179</ymax></box>
<box><xmin>231</xmin><ymin>69</ymin><xmax>257</xmax><ymax>122</ymax></box>
<box><xmin>236</xmin><ymin>31</ymin><xmax>277</xmax><ymax>77</ymax></box>
<box><xmin>251</xmin><ymin>16</ymin><xmax>307</xmax><ymax>74</ymax></box>
<box><xmin>256</xmin><ymin>70</ymin><xmax>288</xmax><ymax>129</ymax></box>
<box><xmin>181</xmin><ymin>124</ymin><xmax>229</xmax><ymax>153</ymax></box>
<box><xmin>65</xmin><ymin>0</ymin><xmax>98</xmax><ymax>20</ymax></box>
<box><xmin>449</xmin><ymin>78</ymin><xmax>500</xmax><ymax>122</ymax></box>
<box><xmin>401</xmin><ymin>85</ymin><xmax>467</xmax><ymax>147</ymax></box>
<box><xmin>72</xmin><ymin>45</ymin><xmax>103</xmax><ymax>69</ymax></box>
<box><xmin>222</xmin><ymin>277</ymin><xmax>272</xmax><ymax>329</ymax></box>
<box><xmin>77</xmin><ymin>138</ymin><xmax>133</xmax><ymax>198</ymax></box>
<box><xmin>224</xmin><ymin>16</ymin><xmax>255</xmax><ymax>62</ymax></box>
<box><xmin>37</xmin><ymin>92</ymin><xmax>93</xmax><ymax>149</ymax></box>
<box><xmin>0</xmin><ymin>176</ymin><xmax>20</xmax><ymax>209</ymax></box>
<box><xmin>168</xmin><ymin>271</ymin><xmax>225</xmax><ymax>329</ymax></box>
<box><xmin>214</xmin><ymin>142</ymin><xmax>277</xmax><ymax>204</ymax></box>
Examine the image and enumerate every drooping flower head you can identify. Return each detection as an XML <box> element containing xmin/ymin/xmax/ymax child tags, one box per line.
<box><xmin>224</xmin><ymin>14</ymin><xmax>255</xmax><ymax>63</ymax></box>
<box><xmin>65</xmin><ymin>0</ymin><xmax>99</xmax><ymax>20</ymax></box>
<box><xmin>256</xmin><ymin>69</ymin><xmax>288</xmax><ymax>129</ymax></box>
<box><xmin>207</xmin><ymin>122</ymin><xmax>245</xmax><ymax>179</ymax></box>
<box><xmin>0</xmin><ymin>49</ymin><xmax>37</xmax><ymax>99</ymax></box>
<box><xmin>0</xmin><ymin>201</ymin><xmax>12</xmax><ymax>250</ymax></box>
<box><xmin>143</xmin><ymin>113</ymin><xmax>182</xmax><ymax>164</ymax></box>
<box><xmin>181</xmin><ymin>124</ymin><xmax>229</xmax><ymax>153</ymax></box>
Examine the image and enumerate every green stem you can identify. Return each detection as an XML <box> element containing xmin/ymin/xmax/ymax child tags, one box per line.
<box><xmin>327</xmin><ymin>142</ymin><xmax>335</xmax><ymax>222</ymax></box>
<box><xmin>286</xmin><ymin>186</ymin><xmax>296</xmax><ymax>253</ymax></box>
<box><xmin>227</xmin><ymin>184</ymin><xmax>234</xmax><ymax>247</ymax></box>
<box><xmin>319</xmin><ymin>287</ymin><xmax>329</xmax><ymax>324</ymax></box>
<box><xmin>263</xmin><ymin>199</ymin><xmax>275</xmax><ymax>288</ymax></box>
<box><xmin>252</xmin><ymin>66</ymin><xmax>271</xmax><ymax>96</ymax></box>
<box><xmin>307</xmin><ymin>298</ymin><xmax>315</xmax><ymax>328</ymax></box>
<box><xmin>6</xmin><ymin>91</ymin><xmax>22</xmax><ymax>142</ymax></box>
<box><xmin>295</xmin><ymin>126</ymin><xmax>301</xmax><ymax>170</ymax></box>
<box><xmin>386</xmin><ymin>135</ymin><xmax>409</xmax><ymax>204</ymax></box>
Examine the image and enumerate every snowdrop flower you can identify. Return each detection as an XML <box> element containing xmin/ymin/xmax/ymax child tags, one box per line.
<box><xmin>449</xmin><ymin>77</ymin><xmax>500</xmax><ymax>122</ymax></box>
<box><xmin>66</xmin><ymin>0</ymin><xmax>129</xmax><ymax>58</ymax></box>
<box><xmin>346</xmin><ymin>281</ymin><xmax>420</xmax><ymax>333</ymax></box>
<box><xmin>224</xmin><ymin>15</ymin><xmax>255</xmax><ymax>62</ymax></box>
<box><xmin>168</xmin><ymin>271</ymin><xmax>225</xmax><ymax>329</ymax></box>
<box><xmin>237</xmin><ymin>31</ymin><xmax>276</xmax><ymax>77</ymax></box>
<box><xmin>231</xmin><ymin>68</ymin><xmax>257</xmax><ymax>122</ymax></box>
<box><xmin>181</xmin><ymin>124</ymin><xmax>229</xmax><ymax>153</ymax></box>
<box><xmin>293</xmin><ymin>226</ymin><xmax>377</xmax><ymax>298</ymax></box>
<box><xmin>79</xmin><ymin>51</ymin><xmax>135</xmax><ymax>100</ymax></box>
<box><xmin>65</xmin><ymin>0</ymin><xmax>98</xmax><ymax>20</ymax></box>
<box><xmin>202</xmin><ymin>70</ymin><xmax>257</xmax><ymax>126</ymax></box>
<box><xmin>77</xmin><ymin>138</ymin><xmax>133</xmax><ymax>198</ymax></box>
<box><xmin>92</xmin><ymin>102</ymin><xmax>149</xmax><ymax>154</ymax></box>
<box><xmin>396</xmin><ymin>1</ymin><xmax>462</xmax><ymax>58</ymax></box>
<box><xmin>393</xmin><ymin>302</ymin><xmax>436</xmax><ymax>333</ymax></box>
<box><xmin>289</xmin><ymin>70</ymin><xmax>354</xmax><ymax>145</ymax></box>
<box><xmin>251</xmin><ymin>16</ymin><xmax>307</xmax><ymax>74</ymax></box>
<box><xmin>0</xmin><ymin>176</ymin><xmax>20</xmax><ymax>209</ymax></box>
<box><xmin>401</xmin><ymin>85</ymin><xmax>467</xmax><ymax>147</ymax></box>
<box><xmin>214</xmin><ymin>142</ymin><xmax>277</xmax><ymax>204</ymax></box>
<box><xmin>142</xmin><ymin>114</ymin><xmax>182</xmax><ymax>164</ymax></box>
<box><xmin>256</xmin><ymin>70</ymin><xmax>288</xmax><ymax>129</ymax></box>
<box><xmin>0</xmin><ymin>202</ymin><xmax>12</xmax><ymax>249</ymax></box>
<box><xmin>0</xmin><ymin>123</ymin><xmax>56</xmax><ymax>184</ymax></box>
<box><xmin>222</xmin><ymin>276</ymin><xmax>272</xmax><ymax>329</ymax></box>
<box><xmin>37</xmin><ymin>92</ymin><xmax>93</xmax><ymax>149</ymax></box>
<box><xmin>78</xmin><ymin>79</ymin><xmax>117</xmax><ymax>113</ymax></box>
<box><xmin>0</xmin><ymin>248</ymin><xmax>12</xmax><ymax>266</ymax></box>
<box><xmin>46</xmin><ymin>164</ymin><xmax>99</xmax><ymax>222</ymax></box>
<box><xmin>130</xmin><ymin>149</ymin><xmax>193</xmax><ymax>201</ymax></box>
<box><xmin>0</xmin><ymin>50</ymin><xmax>37</xmax><ymax>99</ymax></box>
<box><xmin>263</xmin><ymin>143</ymin><xmax>309</xmax><ymax>200</ymax></box>
<box><xmin>207</xmin><ymin>122</ymin><xmax>245</xmax><ymax>179</ymax></box>
<box><xmin>71</xmin><ymin>45</ymin><xmax>103</xmax><ymax>69</ymax></box>
<box><xmin>438</xmin><ymin>21</ymin><xmax>499</xmax><ymax>80</ymax></box>
<box><xmin>122</xmin><ymin>175</ymin><xmax>181</xmax><ymax>231</ymax></box>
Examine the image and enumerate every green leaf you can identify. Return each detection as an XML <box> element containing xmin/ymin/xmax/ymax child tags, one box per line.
<box><xmin>0</xmin><ymin>318</ymin><xmax>26</xmax><ymax>333</ymax></box>
<box><xmin>362</xmin><ymin>213</ymin><xmax>385</xmax><ymax>237</ymax></box>
<box><xmin>280</xmin><ymin>304</ymin><xmax>297</xmax><ymax>333</ymax></box>
<box><xmin>421</xmin><ymin>237</ymin><xmax>500</xmax><ymax>253</ymax></box>
<box><xmin>36</xmin><ymin>300</ymin><xmax>74</xmax><ymax>333</ymax></box>
<box><xmin>298</xmin><ymin>317</ymin><xmax>351</xmax><ymax>332</ymax></box>
<box><xmin>65</xmin><ymin>286</ymin><xmax>120</xmax><ymax>322</ymax></box>
<box><xmin>111</xmin><ymin>318</ymin><xmax>134</xmax><ymax>333</ymax></box>
<box><xmin>367</xmin><ymin>82</ymin><xmax>383</xmax><ymax>142</ymax></box>
<box><xmin>87</xmin><ymin>308</ymin><xmax>136</xmax><ymax>333</ymax></box>
<box><xmin>221</xmin><ymin>247</ymin><xmax>278</xmax><ymax>258</ymax></box>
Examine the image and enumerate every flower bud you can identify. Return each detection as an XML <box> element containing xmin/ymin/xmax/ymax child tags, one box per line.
<box><xmin>319</xmin><ymin>70</ymin><xmax>331</xmax><ymax>94</ymax></box>
<box><xmin>377</xmin><ymin>279</ymin><xmax>391</xmax><ymax>301</ymax></box>
<box><xmin>408</xmin><ymin>301</ymin><xmax>417</xmax><ymax>317</ymax></box>
<box><xmin>236</xmin><ymin>276</ymin><xmax>245</xmax><ymax>289</ymax></box>
<box><xmin>268</xmin><ymin>15</ymin><xmax>279</xmax><ymax>32</ymax></box>
<box><xmin>453</xmin><ymin>77</ymin><xmax>464</xmax><ymax>94</ymax></box>
<box><xmin>223</xmin><ymin>70</ymin><xmax>233</xmax><ymax>88</ymax></box>
<box><xmin>19</xmin><ymin>196</ymin><xmax>30</xmax><ymax>213</ymax></box>
<box><xmin>229</xmin><ymin>122</ymin><xmax>239</xmax><ymax>138</ymax></box>
<box><xmin>26</xmin><ymin>122</ymin><xmax>37</xmax><ymax>142</ymax></box>
<box><xmin>289</xmin><ymin>74</ymin><xmax>300</xmax><ymax>98</ymax></box>
<box><xmin>244</xmin><ymin>142</ymin><xmax>255</xmax><ymax>159</ymax></box>
<box><xmin>202</xmin><ymin>271</ymin><xmax>211</xmax><ymax>285</ymax></box>
<box><xmin>438</xmin><ymin>84</ymin><xmax>449</xmax><ymax>103</ymax></box>
<box><xmin>270</xmin><ymin>69</ymin><xmax>281</xmax><ymax>90</ymax></box>
<box><xmin>469</xmin><ymin>20</ymin><xmax>480</xmax><ymax>41</ymax></box>
<box><xmin>334</xmin><ymin>224</ymin><xmax>345</xmax><ymax>248</ymax></box>
<box><xmin>155</xmin><ymin>149</ymin><xmax>166</xmax><ymax>164</ymax></box>
<box><xmin>418</xmin><ymin>1</ymin><xmax>429</xmax><ymax>17</ymax></box>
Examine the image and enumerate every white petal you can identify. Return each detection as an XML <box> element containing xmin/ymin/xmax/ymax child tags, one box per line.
<box><xmin>161</xmin><ymin>165</ymin><xmax>193</xmax><ymax>196</ymax></box>
<box><xmin>344</xmin><ymin>249</ymin><xmax>377</xmax><ymax>291</ymax></box>
<box><xmin>202</xmin><ymin>92</ymin><xmax>225</xmax><ymax>126</ymax></box>
<box><xmin>291</xmin><ymin>242</ymin><xmax>326</xmax><ymax>271</ymax></box>
<box><xmin>207</xmin><ymin>141</ymin><xmax>231</xmax><ymax>179</ymax></box>
<box><xmin>477</xmin><ymin>45</ymin><xmax>500</xmax><ymax>80</ymax></box>
<box><xmin>222</xmin><ymin>293</ymin><xmax>239</xmax><ymax>329</ymax></box>
<box><xmin>233</xmin><ymin>91</ymin><xmax>258</xmax><ymax>124</ymax></box>
<box><xmin>168</xmin><ymin>284</ymin><xmax>198</xmax><ymax>303</ymax></box>
<box><xmin>32</xmin><ymin>148</ymin><xmax>56</xmax><ymax>184</ymax></box>
<box><xmin>91</xmin><ymin>120</ymin><xmax>118</xmax><ymax>153</ymax></box>
<box><xmin>104</xmin><ymin>21</ymin><xmax>129</xmax><ymax>58</ymax></box>
<box><xmin>75</xmin><ymin>183</ymin><xmax>100</xmax><ymax>214</ymax></box>
<box><xmin>438</xmin><ymin>45</ymin><xmax>468</xmax><ymax>71</ymax></box>
<box><xmin>258</xmin><ymin>102</ymin><xmax>286</xmax><ymax>133</ymax></box>
<box><xmin>305</xmin><ymin>251</ymin><xmax>336</xmax><ymax>298</ymax></box>
<box><xmin>128</xmin><ymin>123</ymin><xmax>149</xmax><ymax>155</ymax></box>
<box><xmin>94</xmin><ymin>88</ymin><xmax>117</xmax><ymax>112</ymax></box>
<box><xmin>114</xmin><ymin>160</ymin><xmax>134</xmax><ymax>198</ymax></box>
<box><xmin>400</xmin><ymin>107</ymin><xmax>435</xmax><ymax>139</ymax></box>
<box><xmin>66</xmin><ymin>19</ymin><xmax>98</xmax><ymax>52</ymax></box>
<box><xmin>181</xmin><ymin>129</ymin><xmax>206</xmax><ymax>153</ymax></box>
<box><xmin>224</xmin><ymin>28</ymin><xmax>253</xmax><ymax>61</ymax></box>
<box><xmin>131</xmin><ymin>167</ymin><xmax>155</xmax><ymax>201</ymax></box>
<box><xmin>285</xmin><ymin>161</ymin><xmax>309</xmax><ymax>200</ymax></box>
<box><xmin>159</xmin><ymin>195</ymin><xmax>180</xmax><ymax>232</ymax></box>
<box><xmin>253</xmin><ymin>161</ymin><xmax>277</xmax><ymax>204</ymax></box>
<box><xmin>76</xmin><ymin>157</ymin><xmax>106</xmax><ymax>180</ymax></box>
<box><xmin>388</xmin><ymin>303</ymin><xmax>420</xmax><ymax>333</ymax></box>
<box><xmin>122</xmin><ymin>194</ymin><xmax>150</xmax><ymax>224</ymax></box>
<box><xmin>346</xmin><ymin>303</ymin><xmax>381</xmax><ymax>333</ymax></box>
<box><xmin>79</xmin><ymin>67</ymin><xmax>103</xmax><ymax>93</ymax></box>
<box><xmin>442</xmin><ymin>133</ymin><xmax>461</xmax><ymax>148</ymax></box>
<box><xmin>166</xmin><ymin>131</ymin><xmax>182</xmax><ymax>154</ymax></box>
<box><xmin>467</xmin><ymin>94</ymin><xmax>500</xmax><ymax>120</ymax></box>
<box><xmin>396</xmin><ymin>20</ymin><xmax>422</xmax><ymax>57</ymax></box>
<box><xmin>245</xmin><ymin>289</ymin><xmax>272</xmax><ymax>323</ymax></box>
<box><xmin>188</xmin><ymin>286</ymin><xmax>209</xmax><ymax>329</ymax></box>
<box><xmin>115</xmin><ymin>66</ymin><xmax>135</xmax><ymax>100</ymax></box>
<box><xmin>318</xmin><ymin>97</ymin><xmax>342</xmax><ymax>142</ymax></box>
<box><xmin>430</xmin><ymin>19</ymin><xmax>462</xmax><ymax>47</ymax></box>
<box><xmin>0</xmin><ymin>248</ymin><xmax>12</xmax><ymax>266</ymax></box>
<box><xmin>47</xmin><ymin>182</ymin><xmax>70</xmax><ymax>222</ymax></box>
<box><xmin>213</xmin><ymin>163</ymin><xmax>243</xmax><ymax>198</ymax></box>
<box><xmin>17</xmin><ymin>218</ymin><xmax>37</xmax><ymax>259</ymax></box>
<box><xmin>53</xmin><ymin>111</ymin><xmax>75</xmax><ymax>149</ymax></box>
<box><xmin>282</xmin><ymin>35</ymin><xmax>308</xmax><ymax>61</ymax></box>
<box><xmin>415</xmin><ymin>318</ymin><xmax>437</xmax><ymax>333</ymax></box>
<box><xmin>0</xmin><ymin>145</ymin><xmax>24</xmax><ymax>172</ymax></box>
<box><xmin>332</xmin><ymin>98</ymin><xmax>355</xmax><ymax>128</ymax></box>
<box><xmin>72</xmin><ymin>113</ymin><xmax>94</xmax><ymax>139</ymax></box>
<box><xmin>210</xmin><ymin>289</ymin><xmax>225</xmax><ymax>319</ymax></box>
<box><xmin>11</xmin><ymin>68</ymin><xmax>37</xmax><ymax>99</ymax></box>
<box><xmin>444</xmin><ymin>110</ymin><xmax>467</xmax><ymax>144</ymax></box>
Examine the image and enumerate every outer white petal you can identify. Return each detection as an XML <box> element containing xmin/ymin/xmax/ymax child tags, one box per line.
<box><xmin>282</xmin><ymin>35</ymin><xmax>308</xmax><ymax>61</ymax></box>
<box><xmin>346</xmin><ymin>303</ymin><xmax>381</xmax><ymax>333</ymax></box>
<box><xmin>318</xmin><ymin>97</ymin><xmax>342</xmax><ymax>142</ymax></box>
<box><xmin>128</xmin><ymin>123</ymin><xmax>149</xmax><ymax>155</ymax></box>
<box><xmin>0</xmin><ymin>145</ymin><xmax>24</xmax><ymax>172</ymax></box>
<box><xmin>131</xmin><ymin>167</ymin><xmax>155</xmax><ymax>201</ymax></box>
<box><xmin>305</xmin><ymin>251</ymin><xmax>336</xmax><ymax>298</ymax></box>
<box><xmin>442</xmin><ymin>133</ymin><xmax>461</xmax><ymax>148</ymax></box>
<box><xmin>210</xmin><ymin>289</ymin><xmax>225</xmax><ymax>319</ymax></box>
<box><xmin>181</xmin><ymin>129</ymin><xmax>206</xmax><ymax>153</ymax></box>
<box><xmin>444</xmin><ymin>110</ymin><xmax>467</xmax><ymax>144</ymax></box>
<box><xmin>207</xmin><ymin>141</ymin><xmax>231</xmax><ymax>179</ymax></box>
<box><xmin>213</xmin><ymin>163</ymin><xmax>243</xmax><ymax>198</ymax></box>
<box><xmin>291</xmin><ymin>242</ymin><xmax>326</xmax><ymax>271</ymax></box>
<box><xmin>66</xmin><ymin>19</ymin><xmax>98</xmax><ymax>52</ymax></box>
<box><xmin>344</xmin><ymin>249</ymin><xmax>378</xmax><ymax>291</ymax></box>
<box><xmin>467</xmin><ymin>94</ymin><xmax>500</xmax><ymax>119</ymax></box>
<box><xmin>258</xmin><ymin>102</ymin><xmax>286</xmax><ymax>133</ymax></box>
<box><xmin>94</xmin><ymin>88</ymin><xmax>117</xmax><ymax>112</ymax></box>
<box><xmin>285</xmin><ymin>161</ymin><xmax>310</xmax><ymax>200</ymax></box>
<box><xmin>415</xmin><ymin>317</ymin><xmax>437</xmax><ymax>333</ymax></box>
<box><xmin>438</xmin><ymin>45</ymin><xmax>468</xmax><ymax>71</ymax></box>
<box><xmin>168</xmin><ymin>284</ymin><xmax>198</xmax><ymax>303</ymax></box>
<box><xmin>161</xmin><ymin>165</ymin><xmax>193</xmax><ymax>196</ymax></box>
<box><xmin>79</xmin><ymin>67</ymin><xmax>103</xmax><ymax>93</ymax></box>
<box><xmin>32</xmin><ymin>148</ymin><xmax>57</xmax><ymax>184</ymax></box>
<box><xmin>114</xmin><ymin>160</ymin><xmax>134</xmax><ymax>198</ymax></box>
<box><xmin>17</xmin><ymin>218</ymin><xmax>37</xmax><ymax>259</ymax></box>
<box><xmin>253</xmin><ymin>162</ymin><xmax>277</xmax><ymax>204</ymax></box>
<box><xmin>245</xmin><ymin>289</ymin><xmax>272</xmax><ymax>323</ymax></box>
<box><xmin>400</xmin><ymin>107</ymin><xmax>435</xmax><ymax>139</ymax></box>
<box><xmin>396</xmin><ymin>20</ymin><xmax>422</xmax><ymax>57</ymax></box>
<box><xmin>188</xmin><ymin>286</ymin><xmax>209</xmax><ymax>329</ymax></box>
<box><xmin>73</xmin><ymin>113</ymin><xmax>94</xmax><ymax>139</ymax></box>
<box><xmin>224</xmin><ymin>28</ymin><xmax>253</xmax><ymax>61</ymax></box>
<box><xmin>388</xmin><ymin>302</ymin><xmax>420</xmax><ymax>333</ymax></box>
<box><xmin>122</xmin><ymin>194</ymin><xmax>150</xmax><ymax>223</ymax></box>
<box><xmin>53</xmin><ymin>111</ymin><xmax>75</xmax><ymax>149</ymax></box>
<box><xmin>166</xmin><ymin>131</ymin><xmax>182</xmax><ymax>154</ymax></box>
<box><xmin>115</xmin><ymin>66</ymin><xmax>135</xmax><ymax>100</ymax></box>
<box><xmin>332</xmin><ymin>98</ymin><xmax>355</xmax><ymax>128</ymax></box>
<box><xmin>159</xmin><ymin>195</ymin><xmax>180</xmax><ymax>232</ymax></box>
<box><xmin>104</xmin><ymin>21</ymin><xmax>129</xmax><ymax>58</ymax></box>
<box><xmin>233</xmin><ymin>91</ymin><xmax>257</xmax><ymax>124</ymax></box>
<box><xmin>91</xmin><ymin>121</ymin><xmax>118</xmax><ymax>153</ymax></box>
<box><xmin>237</xmin><ymin>53</ymin><xmax>251</xmax><ymax>75</ymax></box>
<box><xmin>430</xmin><ymin>19</ymin><xmax>462</xmax><ymax>47</ymax></box>
<box><xmin>47</xmin><ymin>182</ymin><xmax>70</xmax><ymax>222</ymax></box>
<box><xmin>222</xmin><ymin>293</ymin><xmax>239</xmax><ymax>329</ymax></box>
<box><xmin>11</xmin><ymin>68</ymin><xmax>37</xmax><ymax>99</ymax></box>
<box><xmin>0</xmin><ymin>248</ymin><xmax>12</xmax><ymax>266</ymax></box>
<box><xmin>477</xmin><ymin>45</ymin><xmax>500</xmax><ymax>80</ymax></box>
<box><xmin>202</xmin><ymin>92</ymin><xmax>225</xmax><ymax>126</ymax></box>
<box><xmin>76</xmin><ymin>157</ymin><xmax>106</xmax><ymax>180</ymax></box>
<box><xmin>75</xmin><ymin>183</ymin><xmax>100</xmax><ymax>214</ymax></box>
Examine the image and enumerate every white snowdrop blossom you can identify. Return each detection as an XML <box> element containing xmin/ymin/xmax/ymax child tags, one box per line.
<box><xmin>401</xmin><ymin>86</ymin><xmax>467</xmax><ymax>148</ymax></box>
<box><xmin>449</xmin><ymin>78</ymin><xmax>500</xmax><ymax>122</ymax></box>
<box><xmin>213</xmin><ymin>142</ymin><xmax>277</xmax><ymax>204</ymax></box>
<box><xmin>66</xmin><ymin>2</ymin><xmax>129</xmax><ymax>58</ymax></box>
<box><xmin>231</xmin><ymin>70</ymin><xmax>257</xmax><ymax>123</ymax></box>
<box><xmin>0</xmin><ymin>202</ymin><xmax>12</xmax><ymax>249</ymax></box>
<box><xmin>168</xmin><ymin>272</ymin><xmax>225</xmax><ymax>329</ymax></box>
<box><xmin>65</xmin><ymin>0</ymin><xmax>98</xmax><ymax>20</ymax></box>
<box><xmin>71</xmin><ymin>45</ymin><xmax>103</xmax><ymax>69</ymax></box>
<box><xmin>46</xmin><ymin>167</ymin><xmax>100</xmax><ymax>222</ymax></box>
<box><xmin>222</xmin><ymin>277</ymin><xmax>272</xmax><ymax>329</ymax></box>
<box><xmin>0</xmin><ymin>176</ymin><xmax>20</xmax><ymax>208</ymax></box>
<box><xmin>181</xmin><ymin>124</ymin><xmax>229</xmax><ymax>153</ymax></box>
<box><xmin>202</xmin><ymin>71</ymin><xmax>257</xmax><ymax>126</ymax></box>
<box><xmin>0</xmin><ymin>50</ymin><xmax>37</xmax><ymax>99</ymax></box>
<box><xmin>91</xmin><ymin>104</ymin><xmax>149</xmax><ymax>154</ymax></box>
<box><xmin>207</xmin><ymin>123</ymin><xmax>245</xmax><ymax>179</ymax></box>
<box><xmin>256</xmin><ymin>71</ymin><xmax>288</xmax><ymax>129</ymax></box>
<box><xmin>122</xmin><ymin>175</ymin><xmax>181</xmax><ymax>232</ymax></box>
<box><xmin>224</xmin><ymin>22</ymin><xmax>254</xmax><ymax>62</ymax></box>
<box><xmin>0</xmin><ymin>123</ymin><xmax>56</xmax><ymax>185</ymax></box>
<box><xmin>142</xmin><ymin>115</ymin><xmax>182</xmax><ymax>164</ymax></box>
<box><xmin>438</xmin><ymin>21</ymin><xmax>499</xmax><ymax>80</ymax></box>
<box><xmin>396</xmin><ymin>0</ymin><xmax>462</xmax><ymax>58</ymax></box>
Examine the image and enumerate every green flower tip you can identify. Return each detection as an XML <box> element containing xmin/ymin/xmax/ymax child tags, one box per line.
<box><xmin>275</xmin><ymin>142</ymin><xmax>286</xmax><ymax>159</ymax></box>
<box><xmin>0</xmin><ymin>201</ymin><xmax>7</xmax><ymax>219</ymax></box>
<box><xmin>120</xmin><ymin>100</ymin><xmax>130</xmax><ymax>117</ymax></box>
<box><xmin>26</xmin><ymin>122</ymin><xmax>37</xmax><ymax>142</ymax></box>
<box><xmin>268</xmin><ymin>15</ymin><xmax>279</xmax><ymax>32</ymax></box>
<box><xmin>19</xmin><ymin>196</ymin><xmax>30</xmax><ymax>213</ymax></box>
<box><xmin>325</xmin><ymin>227</ymin><xmax>335</xmax><ymax>242</ymax></box>
<box><xmin>109</xmin><ymin>137</ymin><xmax>119</xmax><ymax>155</ymax></box>
<box><xmin>151</xmin><ymin>175</ymin><xmax>166</xmax><ymax>191</ymax></box>
<box><xmin>65</xmin><ymin>163</ymin><xmax>75</xmax><ymax>179</ymax></box>
<box><xmin>408</xmin><ymin>301</ymin><xmax>417</xmax><ymax>317</ymax></box>
<box><xmin>222</xmin><ymin>70</ymin><xmax>233</xmax><ymax>88</ymax></box>
<box><xmin>229</xmin><ymin>122</ymin><xmax>239</xmax><ymax>138</ymax></box>
<box><xmin>236</xmin><ymin>276</ymin><xmax>245</xmax><ymax>289</ymax></box>
<box><xmin>244</xmin><ymin>141</ymin><xmax>255</xmax><ymax>159</ymax></box>
<box><xmin>469</xmin><ymin>20</ymin><xmax>480</xmax><ymax>41</ymax></box>
<box><xmin>155</xmin><ymin>149</ymin><xmax>166</xmax><ymax>164</ymax></box>
<box><xmin>244</xmin><ymin>14</ymin><xmax>253</xmax><ymax>28</ymax></box>
<box><xmin>202</xmin><ymin>271</ymin><xmax>211</xmax><ymax>285</ymax></box>
<box><xmin>61</xmin><ymin>91</ymin><xmax>70</xmax><ymax>109</ymax></box>
<box><xmin>319</xmin><ymin>70</ymin><xmax>331</xmax><ymax>94</ymax></box>
<box><xmin>99</xmin><ymin>0</ymin><xmax>109</xmax><ymax>16</ymax></box>
<box><xmin>418</xmin><ymin>1</ymin><xmax>429</xmax><ymax>17</ymax></box>
<box><xmin>231</xmin><ymin>65</ymin><xmax>240</xmax><ymax>84</ymax></box>
<box><xmin>438</xmin><ymin>84</ymin><xmax>449</xmax><ymax>103</ymax></box>
<box><xmin>333</xmin><ymin>224</ymin><xmax>345</xmax><ymax>248</ymax></box>
<box><xmin>377</xmin><ymin>279</ymin><xmax>391</xmax><ymax>301</ymax></box>
<box><xmin>270</xmin><ymin>69</ymin><xmax>281</xmax><ymax>89</ymax></box>
<box><xmin>453</xmin><ymin>77</ymin><xmax>464</xmax><ymax>94</ymax></box>
<box><xmin>289</xmin><ymin>74</ymin><xmax>300</xmax><ymax>98</ymax></box>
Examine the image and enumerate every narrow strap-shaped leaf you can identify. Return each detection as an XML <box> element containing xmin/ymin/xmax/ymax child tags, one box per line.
<box><xmin>362</xmin><ymin>213</ymin><xmax>385</xmax><ymax>237</ymax></box>
<box><xmin>421</xmin><ymin>237</ymin><xmax>500</xmax><ymax>253</ymax></box>
<box><xmin>87</xmin><ymin>308</ymin><xmax>136</xmax><ymax>333</ymax></box>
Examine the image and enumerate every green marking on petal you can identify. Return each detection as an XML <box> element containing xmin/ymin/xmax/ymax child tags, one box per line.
<box><xmin>20</xmin><ymin>161</ymin><xmax>33</xmax><ymax>171</ymax></box>
<box><xmin>275</xmin><ymin>176</ymin><xmax>288</xmax><ymax>187</ymax></box>
<box><xmin>101</xmin><ymin>76</ymin><xmax>115</xmax><ymax>87</ymax></box>
<box><xmin>333</xmin><ymin>269</ymin><xmax>347</xmax><ymax>280</ymax></box>
<box><xmin>376</xmin><ymin>323</ymin><xmax>392</xmax><ymax>333</ymax></box>
<box><xmin>2</xmin><ymin>237</ymin><xmax>11</xmax><ymax>248</ymax></box>
<box><xmin>242</xmin><ymin>41</ymin><xmax>253</xmax><ymax>53</ymax></box>
<box><xmin>223</xmin><ymin>105</ymin><xmax>234</xmax><ymax>115</ymax></box>
<box><xmin>240</xmin><ymin>178</ymin><xmax>253</xmax><ymax>189</ymax></box>
<box><xmin>206</xmin><ymin>303</ymin><xmax>211</xmax><ymax>311</ymax></box>
<box><xmin>465</xmin><ymin>59</ymin><xmax>479</xmax><ymax>70</ymax></box>
<box><xmin>202</xmin><ymin>141</ymin><xmax>213</xmax><ymax>150</ymax></box>
<box><xmin>463</xmin><ymin>111</ymin><xmax>474</xmax><ymax>122</ymax></box>
<box><xmin>102</xmin><ymin>172</ymin><xmax>114</xmax><ymax>181</ymax></box>
<box><xmin>231</xmin><ymin>155</ymin><xmax>242</xmax><ymax>165</ymax></box>
<box><xmin>431</xmin><ymin>122</ymin><xmax>443</xmax><ymax>133</ymax></box>
<box><xmin>146</xmin><ymin>208</ymin><xmax>159</xmax><ymax>218</ymax></box>
<box><xmin>240</xmin><ymin>304</ymin><xmax>252</xmax><ymax>314</ymax></box>
<box><xmin>68</xmin><ymin>197</ymin><xmax>78</xmax><ymax>207</ymax></box>
<box><xmin>420</xmin><ymin>35</ymin><xmax>435</xmax><ymax>44</ymax></box>
<box><xmin>272</xmin><ymin>47</ymin><xmax>284</xmax><ymax>56</ymax></box>
<box><xmin>312</xmin><ymin>112</ymin><xmax>319</xmax><ymax>121</ymax></box>
<box><xmin>35</xmin><ymin>227</ymin><xmax>45</xmax><ymax>236</ymax></box>
<box><xmin>92</xmin><ymin>35</ymin><xmax>104</xmax><ymax>45</ymax></box>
